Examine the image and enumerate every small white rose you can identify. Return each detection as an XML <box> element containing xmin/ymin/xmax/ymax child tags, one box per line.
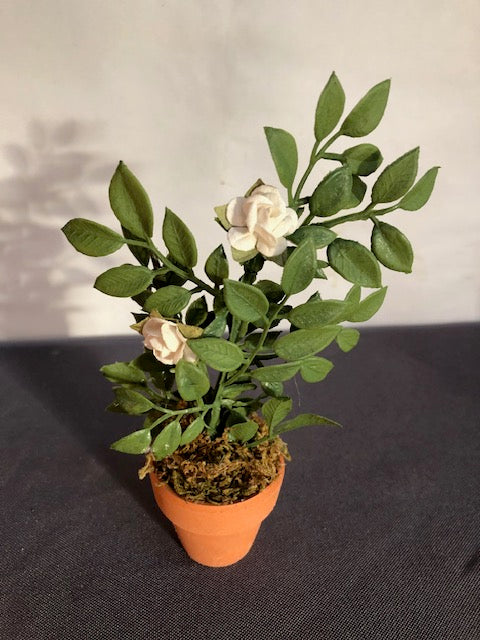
<box><xmin>142</xmin><ymin>317</ymin><xmax>196</xmax><ymax>365</ymax></box>
<box><xmin>226</xmin><ymin>185</ymin><xmax>298</xmax><ymax>258</ymax></box>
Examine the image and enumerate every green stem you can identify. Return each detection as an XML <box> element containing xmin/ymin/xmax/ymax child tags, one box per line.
<box><xmin>322</xmin><ymin>152</ymin><xmax>343</xmax><ymax>161</ymax></box>
<box><xmin>246</xmin><ymin>435</ymin><xmax>271</xmax><ymax>448</ymax></box>
<box><xmin>152</xmin><ymin>403</ymin><xmax>214</xmax><ymax>418</ymax></box>
<box><xmin>125</xmin><ymin>237</ymin><xmax>218</xmax><ymax>297</ymax></box>
<box><xmin>147</xmin><ymin>404</ymin><xmax>212</xmax><ymax>432</ymax></box>
<box><xmin>226</xmin><ymin>297</ymin><xmax>289</xmax><ymax>387</ymax></box>
<box><xmin>322</xmin><ymin>203</ymin><xmax>398</xmax><ymax>228</ymax></box>
<box><xmin>293</xmin><ymin>131</ymin><xmax>342</xmax><ymax>206</ymax></box>
<box><xmin>208</xmin><ymin>315</ymin><xmax>241</xmax><ymax>434</ymax></box>
<box><xmin>293</xmin><ymin>141</ymin><xmax>319</xmax><ymax>205</ymax></box>
<box><xmin>301</xmin><ymin>211</ymin><xmax>316</xmax><ymax>227</ymax></box>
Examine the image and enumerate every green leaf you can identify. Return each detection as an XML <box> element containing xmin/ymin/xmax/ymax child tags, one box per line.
<box><xmin>203</xmin><ymin>310</ymin><xmax>228</xmax><ymax>337</ymax></box>
<box><xmin>339</xmin><ymin>79</ymin><xmax>391</xmax><ymax>138</ymax></box>
<box><xmin>132</xmin><ymin>350</ymin><xmax>165</xmax><ymax>373</ymax></box>
<box><xmin>175</xmin><ymin>359</ymin><xmax>210</xmax><ymax>401</ymax></box>
<box><xmin>269</xmin><ymin>246</ymin><xmax>295</xmax><ymax>268</ymax></box>
<box><xmin>260</xmin><ymin>381</ymin><xmax>284</xmax><ymax>397</ymax></box>
<box><xmin>110</xmin><ymin>428</ymin><xmax>151</xmax><ymax>454</ymax></box>
<box><xmin>371</xmin><ymin>148</ymin><xmax>419</xmax><ymax>204</ymax></box>
<box><xmin>289</xmin><ymin>300</ymin><xmax>347</xmax><ymax>328</ymax></box>
<box><xmin>180</xmin><ymin>416</ymin><xmax>206</xmax><ymax>445</ymax></box>
<box><xmin>254</xmin><ymin>280</ymin><xmax>284</xmax><ymax>303</ymax></box>
<box><xmin>244</xmin><ymin>330</ymin><xmax>281</xmax><ymax>352</ymax></box>
<box><xmin>231</xmin><ymin>245</ymin><xmax>259</xmax><ymax>264</ymax></box>
<box><xmin>274</xmin><ymin>325</ymin><xmax>339</xmax><ymax>361</ymax></box>
<box><xmin>344</xmin><ymin>284</ymin><xmax>361</xmax><ymax>306</ymax></box>
<box><xmin>100</xmin><ymin>362</ymin><xmax>145</xmax><ymax>384</ymax></box>
<box><xmin>336</xmin><ymin>327</ymin><xmax>360</xmax><ymax>352</ymax></box>
<box><xmin>262</xmin><ymin>397</ymin><xmax>292</xmax><ymax>429</ymax></box>
<box><xmin>94</xmin><ymin>264</ymin><xmax>153</xmax><ymax>297</ymax></box>
<box><xmin>185</xmin><ymin>296</ymin><xmax>209</xmax><ymax>326</ymax></box>
<box><xmin>113</xmin><ymin>388</ymin><xmax>155</xmax><ymax>414</ymax></box>
<box><xmin>121</xmin><ymin>226</ymin><xmax>151</xmax><ymax>266</ymax></box>
<box><xmin>343</xmin><ymin>144</ymin><xmax>383</xmax><ymax>176</ymax></box>
<box><xmin>228</xmin><ymin>420</ymin><xmax>259</xmax><ymax>443</ymax></box>
<box><xmin>214</xmin><ymin>204</ymin><xmax>231</xmax><ymax>230</ymax></box>
<box><xmin>152</xmin><ymin>420</ymin><xmax>182</xmax><ymax>460</ymax></box>
<box><xmin>109</xmin><ymin>161</ymin><xmax>154</xmax><ymax>239</ymax></box>
<box><xmin>281</xmin><ymin>239</ymin><xmax>316</xmax><ymax>295</ymax></box>
<box><xmin>244</xmin><ymin>178</ymin><xmax>265</xmax><ymax>196</ymax></box>
<box><xmin>205</xmin><ymin>245</ymin><xmax>229</xmax><ymax>285</ymax></box>
<box><xmin>309</xmin><ymin>166</ymin><xmax>353</xmax><ymax>217</ymax></box>
<box><xmin>177</xmin><ymin>323</ymin><xmax>203</xmax><ymax>339</ymax></box>
<box><xmin>222</xmin><ymin>383</ymin><xmax>256</xmax><ymax>399</ymax></box>
<box><xmin>62</xmin><ymin>218</ymin><xmax>125</xmax><ymax>256</ymax></box>
<box><xmin>299</xmin><ymin>357</ymin><xmax>334</xmax><ymax>382</ymax></box>
<box><xmin>327</xmin><ymin>239</ymin><xmax>382</xmax><ymax>288</ymax></box>
<box><xmin>346</xmin><ymin>287</ymin><xmax>388</xmax><ymax>322</ymax></box>
<box><xmin>162</xmin><ymin>208</ymin><xmax>198</xmax><ymax>268</ymax></box>
<box><xmin>224</xmin><ymin>279</ymin><xmax>269</xmax><ymax>323</ymax></box>
<box><xmin>187</xmin><ymin>337</ymin><xmax>244</xmax><ymax>372</ymax></box>
<box><xmin>314</xmin><ymin>71</ymin><xmax>345</xmax><ymax>143</ymax></box>
<box><xmin>252</xmin><ymin>362</ymin><xmax>301</xmax><ymax>383</ymax></box>
<box><xmin>274</xmin><ymin>413</ymin><xmax>341</xmax><ymax>435</ymax></box>
<box><xmin>144</xmin><ymin>286</ymin><xmax>191</xmax><ymax>316</ymax></box>
<box><xmin>264</xmin><ymin>126</ymin><xmax>298</xmax><ymax>190</ymax></box>
<box><xmin>287</xmin><ymin>224</ymin><xmax>337</xmax><ymax>249</ymax></box>
<box><xmin>371</xmin><ymin>222</ymin><xmax>413</xmax><ymax>273</ymax></box>
<box><xmin>343</xmin><ymin>176</ymin><xmax>367</xmax><ymax>209</ymax></box>
<box><xmin>399</xmin><ymin>166</ymin><xmax>440</xmax><ymax>211</ymax></box>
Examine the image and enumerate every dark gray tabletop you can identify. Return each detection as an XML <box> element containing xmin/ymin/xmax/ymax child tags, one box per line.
<box><xmin>1</xmin><ymin>324</ymin><xmax>479</xmax><ymax>640</ymax></box>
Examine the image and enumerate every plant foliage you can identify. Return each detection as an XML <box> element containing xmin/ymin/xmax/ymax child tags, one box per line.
<box><xmin>62</xmin><ymin>73</ymin><xmax>438</xmax><ymax>474</ymax></box>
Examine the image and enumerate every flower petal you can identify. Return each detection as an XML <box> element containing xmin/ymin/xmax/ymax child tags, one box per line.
<box><xmin>227</xmin><ymin>227</ymin><xmax>257</xmax><ymax>251</ymax></box>
<box><xmin>153</xmin><ymin>349</ymin><xmax>176</xmax><ymax>365</ymax></box>
<box><xmin>142</xmin><ymin>317</ymin><xmax>164</xmax><ymax>338</ymax></box>
<box><xmin>270</xmin><ymin>209</ymin><xmax>298</xmax><ymax>238</ymax></box>
<box><xmin>146</xmin><ymin>336</ymin><xmax>164</xmax><ymax>351</ymax></box>
<box><xmin>243</xmin><ymin>196</ymin><xmax>261</xmax><ymax>232</ymax></box>
<box><xmin>255</xmin><ymin>226</ymin><xmax>278</xmax><ymax>256</ymax></box>
<box><xmin>226</xmin><ymin>197</ymin><xmax>247</xmax><ymax>227</ymax></box>
<box><xmin>160</xmin><ymin>321</ymin><xmax>182</xmax><ymax>351</ymax></box>
<box><xmin>252</xmin><ymin>185</ymin><xmax>285</xmax><ymax>212</ymax></box>
<box><xmin>182</xmin><ymin>344</ymin><xmax>197</xmax><ymax>363</ymax></box>
<box><xmin>257</xmin><ymin>234</ymin><xmax>286</xmax><ymax>257</ymax></box>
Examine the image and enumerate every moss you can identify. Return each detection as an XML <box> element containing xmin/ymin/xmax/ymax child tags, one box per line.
<box><xmin>148</xmin><ymin>414</ymin><xmax>290</xmax><ymax>505</ymax></box>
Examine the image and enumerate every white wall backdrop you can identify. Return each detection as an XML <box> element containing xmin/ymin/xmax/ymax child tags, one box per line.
<box><xmin>0</xmin><ymin>0</ymin><xmax>479</xmax><ymax>339</ymax></box>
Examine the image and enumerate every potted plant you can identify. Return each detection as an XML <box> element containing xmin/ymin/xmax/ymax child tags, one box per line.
<box><xmin>62</xmin><ymin>72</ymin><xmax>438</xmax><ymax>567</ymax></box>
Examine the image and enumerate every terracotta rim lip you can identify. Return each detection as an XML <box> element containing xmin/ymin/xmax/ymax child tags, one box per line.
<box><xmin>151</xmin><ymin>459</ymin><xmax>285</xmax><ymax>510</ymax></box>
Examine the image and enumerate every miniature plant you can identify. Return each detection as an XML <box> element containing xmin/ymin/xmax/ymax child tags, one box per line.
<box><xmin>62</xmin><ymin>72</ymin><xmax>438</xmax><ymax>472</ymax></box>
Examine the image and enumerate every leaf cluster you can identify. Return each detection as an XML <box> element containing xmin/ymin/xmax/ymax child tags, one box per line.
<box><xmin>62</xmin><ymin>73</ymin><xmax>438</xmax><ymax>462</ymax></box>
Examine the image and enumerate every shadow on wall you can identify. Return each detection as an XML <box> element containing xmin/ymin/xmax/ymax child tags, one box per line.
<box><xmin>0</xmin><ymin>120</ymin><xmax>113</xmax><ymax>340</ymax></box>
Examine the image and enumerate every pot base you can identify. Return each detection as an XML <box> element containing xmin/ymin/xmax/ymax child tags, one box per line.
<box><xmin>174</xmin><ymin>525</ymin><xmax>261</xmax><ymax>567</ymax></box>
<box><xmin>150</xmin><ymin>463</ymin><xmax>285</xmax><ymax>567</ymax></box>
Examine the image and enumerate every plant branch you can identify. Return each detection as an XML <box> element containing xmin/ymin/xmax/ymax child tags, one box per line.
<box><xmin>225</xmin><ymin>297</ymin><xmax>289</xmax><ymax>387</ymax></box>
<box><xmin>293</xmin><ymin>131</ymin><xmax>342</xmax><ymax>206</ymax></box>
<box><xmin>150</xmin><ymin>404</ymin><xmax>213</xmax><ymax>423</ymax></box>
<box><xmin>125</xmin><ymin>237</ymin><xmax>218</xmax><ymax>297</ymax></box>
<box><xmin>322</xmin><ymin>203</ymin><xmax>399</xmax><ymax>228</ymax></box>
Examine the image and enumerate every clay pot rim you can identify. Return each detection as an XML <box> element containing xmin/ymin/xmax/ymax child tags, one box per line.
<box><xmin>150</xmin><ymin>459</ymin><xmax>285</xmax><ymax>511</ymax></box>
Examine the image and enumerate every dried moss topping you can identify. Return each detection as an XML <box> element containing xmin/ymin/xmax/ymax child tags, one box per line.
<box><xmin>145</xmin><ymin>415</ymin><xmax>289</xmax><ymax>504</ymax></box>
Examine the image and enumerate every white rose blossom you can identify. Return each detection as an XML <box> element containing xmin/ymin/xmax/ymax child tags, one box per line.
<box><xmin>226</xmin><ymin>185</ymin><xmax>298</xmax><ymax>258</ymax></box>
<box><xmin>142</xmin><ymin>317</ymin><xmax>196</xmax><ymax>366</ymax></box>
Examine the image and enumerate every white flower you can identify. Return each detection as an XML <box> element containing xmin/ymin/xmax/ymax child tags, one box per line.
<box><xmin>226</xmin><ymin>185</ymin><xmax>298</xmax><ymax>257</ymax></box>
<box><xmin>142</xmin><ymin>317</ymin><xmax>196</xmax><ymax>366</ymax></box>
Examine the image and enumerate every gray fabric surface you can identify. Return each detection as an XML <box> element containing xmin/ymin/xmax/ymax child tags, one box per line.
<box><xmin>1</xmin><ymin>324</ymin><xmax>479</xmax><ymax>640</ymax></box>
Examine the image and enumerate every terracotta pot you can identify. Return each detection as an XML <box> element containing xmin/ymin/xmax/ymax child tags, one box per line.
<box><xmin>149</xmin><ymin>463</ymin><xmax>285</xmax><ymax>567</ymax></box>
